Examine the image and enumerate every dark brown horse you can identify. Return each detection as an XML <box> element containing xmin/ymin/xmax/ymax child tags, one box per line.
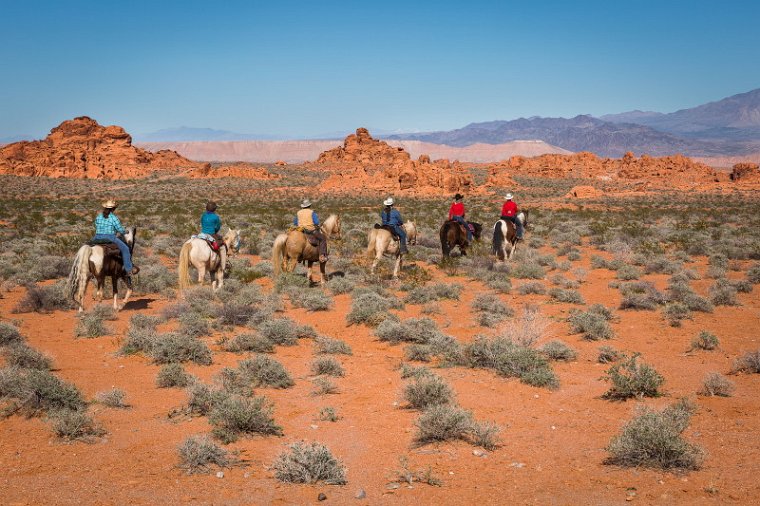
<box><xmin>68</xmin><ymin>227</ymin><xmax>137</xmax><ymax>312</ymax></box>
<box><xmin>440</xmin><ymin>220</ymin><xmax>482</xmax><ymax>257</ymax></box>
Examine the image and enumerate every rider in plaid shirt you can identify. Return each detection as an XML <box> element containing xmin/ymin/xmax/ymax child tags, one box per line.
<box><xmin>92</xmin><ymin>199</ymin><xmax>138</xmax><ymax>275</ymax></box>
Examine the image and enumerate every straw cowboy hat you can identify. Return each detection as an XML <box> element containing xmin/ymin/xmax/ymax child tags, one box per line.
<box><xmin>383</xmin><ymin>197</ymin><xmax>394</xmax><ymax>206</ymax></box>
<box><xmin>102</xmin><ymin>199</ymin><xmax>117</xmax><ymax>209</ymax></box>
<box><xmin>505</xmin><ymin>193</ymin><xmax>513</xmax><ymax>200</ymax></box>
<box><xmin>300</xmin><ymin>199</ymin><xmax>312</xmax><ymax>208</ymax></box>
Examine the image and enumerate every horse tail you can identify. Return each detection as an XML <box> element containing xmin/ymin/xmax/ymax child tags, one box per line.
<box><xmin>272</xmin><ymin>234</ymin><xmax>288</xmax><ymax>276</ymax></box>
<box><xmin>440</xmin><ymin>224</ymin><xmax>450</xmax><ymax>257</ymax></box>
<box><xmin>492</xmin><ymin>221</ymin><xmax>502</xmax><ymax>255</ymax></box>
<box><xmin>68</xmin><ymin>245</ymin><xmax>92</xmax><ymax>306</ymax></box>
<box><xmin>178</xmin><ymin>241</ymin><xmax>193</xmax><ymax>291</ymax></box>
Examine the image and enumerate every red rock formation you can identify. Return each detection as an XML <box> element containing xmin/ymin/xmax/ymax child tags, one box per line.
<box><xmin>565</xmin><ymin>185</ymin><xmax>605</xmax><ymax>199</ymax></box>
<box><xmin>0</xmin><ymin>117</ymin><xmax>207</xmax><ymax>179</ymax></box>
<box><xmin>315</xmin><ymin>128</ymin><xmax>475</xmax><ymax>195</ymax></box>
<box><xmin>729</xmin><ymin>162</ymin><xmax>760</xmax><ymax>181</ymax></box>
<box><xmin>189</xmin><ymin>162</ymin><xmax>280</xmax><ymax>179</ymax></box>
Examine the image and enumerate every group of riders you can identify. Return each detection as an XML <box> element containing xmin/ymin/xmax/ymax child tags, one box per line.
<box><xmin>90</xmin><ymin>193</ymin><xmax>525</xmax><ymax>277</ymax></box>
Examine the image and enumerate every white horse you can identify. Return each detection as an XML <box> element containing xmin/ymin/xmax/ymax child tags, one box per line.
<box><xmin>321</xmin><ymin>214</ymin><xmax>342</xmax><ymax>240</ymax></box>
<box><xmin>366</xmin><ymin>221</ymin><xmax>417</xmax><ymax>278</ymax></box>
<box><xmin>68</xmin><ymin>227</ymin><xmax>136</xmax><ymax>312</ymax></box>
<box><xmin>492</xmin><ymin>211</ymin><xmax>528</xmax><ymax>261</ymax></box>
<box><xmin>178</xmin><ymin>228</ymin><xmax>241</xmax><ymax>292</ymax></box>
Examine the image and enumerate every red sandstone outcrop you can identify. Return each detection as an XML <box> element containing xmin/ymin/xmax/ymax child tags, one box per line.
<box><xmin>0</xmin><ymin>117</ymin><xmax>207</xmax><ymax>179</ymax></box>
<box><xmin>315</xmin><ymin>128</ymin><xmax>475</xmax><ymax>195</ymax></box>
<box><xmin>189</xmin><ymin>162</ymin><xmax>279</xmax><ymax>179</ymax></box>
<box><xmin>729</xmin><ymin>162</ymin><xmax>760</xmax><ymax>181</ymax></box>
<box><xmin>565</xmin><ymin>185</ymin><xmax>605</xmax><ymax>199</ymax></box>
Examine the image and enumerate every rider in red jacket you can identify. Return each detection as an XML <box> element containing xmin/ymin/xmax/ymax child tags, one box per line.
<box><xmin>448</xmin><ymin>193</ymin><xmax>472</xmax><ymax>242</ymax></box>
<box><xmin>500</xmin><ymin>193</ymin><xmax>524</xmax><ymax>239</ymax></box>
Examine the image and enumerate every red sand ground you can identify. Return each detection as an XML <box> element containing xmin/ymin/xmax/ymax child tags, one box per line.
<box><xmin>1</xmin><ymin>250</ymin><xmax>759</xmax><ymax>505</ymax></box>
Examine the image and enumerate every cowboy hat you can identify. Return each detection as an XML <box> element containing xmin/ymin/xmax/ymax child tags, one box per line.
<box><xmin>300</xmin><ymin>199</ymin><xmax>312</xmax><ymax>208</ymax></box>
<box><xmin>505</xmin><ymin>193</ymin><xmax>513</xmax><ymax>200</ymax></box>
<box><xmin>454</xmin><ymin>193</ymin><xmax>464</xmax><ymax>200</ymax></box>
<box><xmin>102</xmin><ymin>199</ymin><xmax>117</xmax><ymax>209</ymax></box>
<box><xmin>383</xmin><ymin>197</ymin><xmax>394</xmax><ymax>206</ymax></box>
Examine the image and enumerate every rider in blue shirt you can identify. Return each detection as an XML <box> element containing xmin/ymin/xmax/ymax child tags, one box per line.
<box><xmin>92</xmin><ymin>199</ymin><xmax>138</xmax><ymax>275</ymax></box>
<box><xmin>381</xmin><ymin>197</ymin><xmax>408</xmax><ymax>254</ymax></box>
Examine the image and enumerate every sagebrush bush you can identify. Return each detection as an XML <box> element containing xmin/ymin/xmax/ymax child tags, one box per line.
<box><xmin>287</xmin><ymin>288</ymin><xmax>333</xmax><ymax>311</ymax></box>
<box><xmin>690</xmin><ymin>331</ymin><xmax>719</xmax><ymax>351</ymax></box>
<box><xmin>403</xmin><ymin>374</ymin><xmax>455</xmax><ymax>410</ymax></box>
<box><xmin>548</xmin><ymin>288</ymin><xmax>585</xmax><ymax>304</ymax></box>
<box><xmin>311</xmin><ymin>376</ymin><xmax>338</xmax><ymax>395</ymax></box>
<box><xmin>709</xmin><ymin>278</ymin><xmax>739</xmax><ymax>306</ymax></box>
<box><xmin>568</xmin><ymin>305</ymin><xmax>615</xmax><ymax>341</ymax></box>
<box><xmin>273</xmin><ymin>442</ymin><xmax>347</xmax><ymax>485</ymax></box>
<box><xmin>598</xmin><ymin>345</ymin><xmax>623</xmax><ymax>364</ymax></box>
<box><xmin>257</xmin><ymin>318</ymin><xmax>315</xmax><ymax>346</ymax></box>
<box><xmin>699</xmin><ymin>372</ymin><xmax>734</xmax><ymax>397</ymax></box>
<box><xmin>318</xmin><ymin>406</ymin><xmax>339</xmax><ymax>422</ymax></box>
<box><xmin>603</xmin><ymin>354</ymin><xmax>664</xmax><ymax>400</ymax></box>
<box><xmin>311</xmin><ymin>356</ymin><xmax>345</xmax><ymax>377</ymax></box>
<box><xmin>187</xmin><ymin>382</ymin><xmax>229</xmax><ymax>416</ymax></box>
<box><xmin>662</xmin><ymin>303</ymin><xmax>692</xmax><ymax>327</ymax></box>
<box><xmin>238</xmin><ymin>355</ymin><xmax>294</xmax><ymax>388</ymax></box>
<box><xmin>375</xmin><ymin>317</ymin><xmax>445</xmax><ymax>345</ymax></box>
<box><xmin>463</xmin><ymin>337</ymin><xmax>559</xmax><ymax>389</ymax></box>
<box><xmin>216</xmin><ymin>302</ymin><xmax>259</xmax><ymax>326</ymax></box>
<box><xmin>51</xmin><ymin>409</ymin><xmax>105</xmax><ymax>441</ymax></box>
<box><xmin>616</xmin><ymin>265</ymin><xmax>641</xmax><ymax>281</ymax></box>
<box><xmin>314</xmin><ymin>335</ymin><xmax>352</xmax><ymax>355</ymax></box>
<box><xmin>346</xmin><ymin>291</ymin><xmax>403</xmax><ymax>327</ymax></box>
<box><xmin>405</xmin><ymin>344</ymin><xmax>432</xmax><ymax>362</ymax></box>
<box><xmin>471</xmin><ymin>293</ymin><xmax>513</xmax><ymax>317</ymax></box>
<box><xmin>1</xmin><ymin>368</ymin><xmax>86</xmax><ymax>415</ymax></box>
<box><xmin>517</xmin><ymin>281</ymin><xmax>547</xmax><ymax>295</ymax></box>
<box><xmin>75</xmin><ymin>309</ymin><xmax>110</xmax><ymax>338</ymax></box>
<box><xmin>178</xmin><ymin>435</ymin><xmax>231</xmax><ymax>474</ymax></box>
<box><xmin>540</xmin><ymin>340</ymin><xmax>577</xmax><ymax>361</ymax></box>
<box><xmin>404</xmin><ymin>283</ymin><xmax>462</xmax><ymax>304</ymax></box>
<box><xmin>13</xmin><ymin>281</ymin><xmax>72</xmax><ymax>313</ymax></box>
<box><xmin>747</xmin><ymin>264</ymin><xmax>760</xmax><ymax>284</ymax></box>
<box><xmin>470</xmin><ymin>420</ymin><xmax>501</xmax><ymax>450</ymax></box>
<box><xmin>3</xmin><ymin>343</ymin><xmax>52</xmax><ymax>370</ymax></box>
<box><xmin>178</xmin><ymin>312</ymin><xmax>212</xmax><ymax>338</ymax></box>
<box><xmin>732</xmin><ymin>350</ymin><xmax>760</xmax><ymax>374</ymax></box>
<box><xmin>605</xmin><ymin>399</ymin><xmax>703</xmax><ymax>470</ymax></box>
<box><xmin>209</xmin><ymin>394</ymin><xmax>282</xmax><ymax>443</ymax></box>
<box><xmin>96</xmin><ymin>388</ymin><xmax>128</xmax><ymax>408</ymax></box>
<box><xmin>327</xmin><ymin>277</ymin><xmax>355</xmax><ymax>295</ymax></box>
<box><xmin>511</xmin><ymin>262</ymin><xmax>545</xmax><ymax>280</ymax></box>
<box><xmin>0</xmin><ymin>321</ymin><xmax>23</xmax><ymax>346</ymax></box>
<box><xmin>497</xmin><ymin>308</ymin><xmax>550</xmax><ymax>347</ymax></box>
<box><xmin>414</xmin><ymin>404</ymin><xmax>474</xmax><ymax>446</ymax></box>
<box><xmin>156</xmin><ymin>363</ymin><xmax>192</xmax><ymax>388</ymax></box>
<box><xmin>150</xmin><ymin>333</ymin><xmax>212</xmax><ymax>365</ymax></box>
<box><xmin>400</xmin><ymin>363</ymin><xmax>433</xmax><ymax>379</ymax></box>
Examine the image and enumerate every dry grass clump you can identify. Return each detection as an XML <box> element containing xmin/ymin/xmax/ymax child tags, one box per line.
<box><xmin>273</xmin><ymin>442</ymin><xmax>347</xmax><ymax>485</ymax></box>
<box><xmin>314</xmin><ymin>335</ymin><xmax>352</xmax><ymax>355</ymax></box>
<box><xmin>347</xmin><ymin>291</ymin><xmax>404</xmax><ymax>327</ymax></box>
<box><xmin>13</xmin><ymin>281</ymin><xmax>72</xmax><ymax>313</ymax></box>
<box><xmin>318</xmin><ymin>406</ymin><xmax>339</xmax><ymax>422</ymax></box>
<box><xmin>96</xmin><ymin>388</ymin><xmax>129</xmax><ymax>408</ymax></box>
<box><xmin>75</xmin><ymin>306</ymin><xmax>113</xmax><ymax>338</ymax></box>
<box><xmin>223</xmin><ymin>332</ymin><xmax>275</xmax><ymax>353</ymax></box>
<box><xmin>605</xmin><ymin>399</ymin><xmax>703</xmax><ymax>470</ymax></box>
<box><xmin>598</xmin><ymin>345</ymin><xmax>623</xmax><ymax>363</ymax></box>
<box><xmin>690</xmin><ymin>331</ymin><xmax>719</xmax><ymax>351</ymax></box>
<box><xmin>311</xmin><ymin>377</ymin><xmax>338</xmax><ymax>396</ymax></box>
<box><xmin>404</xmin><ymin>282</ymin><xmax>462</xmax><ymax>304</ymax></box>
<box><xmin>462</xmin><ymin>337</ymin><xmax>558</xmax><ymax>389</ymax></box>
<box><xmin>51</xmin><ymin>409</ymin><xmax>106</xmax><ymax>441</ymax></box>
<box><xmin>602</xmin><ymin>354</ymin><xmax>664</xmax><ymax>400</ymax></box>
<box><xmin>311</xmin><ymin>356</ymin><xmax>345</xmax><ymax>377</ymax></box>
<box><xmin>732</xmin><ymin>350</ymin><xmax>760</xmax><ymax>374</ymax></box>
<box><xmin>286</xmin><ymin>288</ymin><xmax>333</xmax><ymax>311</ymax></box>
<box><xmin>403</xmin><ymin>374</ymin><xmax>455</xmax><ymax>410</ymax></box>
<box><xmin>498</xmin><ymin>307</ymin><xmax>550</xmax><ymax>347</ymax></box>
<box><xmin>698</xmin><ymin>372</ymin><xmax>734</xmax><ymax>397</ymax></box>
<box><xmin>150</xmin><ymin>333</ymin><xmax>212</xmax><ymax>365</ymax></box>
<box><xmin>568</xmin><ymin>304</ymin><xmax>615</xmax><ymax>340</ymax></box>
<box><xmin>662</xmin><ymin>302</ymin><xmax>692</xmax><ymax>327</ymax></box>
<box><xmin>208</xmin><ymin>394</ymin><xmax>282</xmax><ymax>443</ymax></box>
<box><xmin>178</xmin><ymin>435</ymin><xmax>231</xmax><ymax>474</ymax></box>
<box><xmin>257</xmin><ymin>318</ymin><xmax>315</xmax><ymax>346</ymax></box>
<box><xmin>393</xmin><ymin>456</ymin><xmax>442</xmax><ymax>486</ymax></box>
<box><xmin>156</xmin><ymin>363</ymin><xmax>193</xmax><ymax>388</ymax></box>
<box><xmin>540</xmin><ymin>340</ymin><xmax>577</xmax><ymax>362</ymax></box>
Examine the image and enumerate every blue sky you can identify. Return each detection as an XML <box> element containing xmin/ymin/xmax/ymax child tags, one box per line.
<box><xmin>1</xmin><ymin>0</ymin><xmax>759</xmax><ymax>138</ymax></box>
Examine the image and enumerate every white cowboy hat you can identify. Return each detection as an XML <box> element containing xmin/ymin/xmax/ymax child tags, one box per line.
<box><xmin>383</xmin><ymin>197</ymin><xmax>394</xmax><ymax>206</ymax></box>
<box><xmin>505</xmin><ymin>193</ymin><xmax>513</xmax><ymax>200</ymax></box>
<box><xmin>300</xmin><ymin>199</ymin><xmax>312</xmax><ymax>208</ymax></box>
<box><xmin>102</xmin><ymin>199</ymin><xmax>117</xmax><ymax>209</ymax></box>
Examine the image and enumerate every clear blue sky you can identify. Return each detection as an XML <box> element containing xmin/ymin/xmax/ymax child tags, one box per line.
<box><xmin>2</xmin><ymin>0</ymin><xmax>759</xmax><ymax>139</ymax></box>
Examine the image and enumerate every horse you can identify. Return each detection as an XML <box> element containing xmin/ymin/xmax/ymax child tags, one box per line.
<box><xmin>272</xmin><ymin>228</ymin><xmax>328</xmax><ymax>285</ymax></box>
<box><xmin>366</xmin><ymin>221</ymin><xmax>416</xmax><ymax>279</ymax></box>
<box><xmin>68</xmin><ymin>227</ymin><xmax>137</xmax><ymax>312</ymax></box>
<box><xmin>321</xmin><ymin>214</ymin><xmax>342</xmax><ymax>240</ymax></box>
<box><xmin>440</xmin><ymin>220</ymin><xmax>482</xmax><ymax>257</ymax></box>
<box><xmin>177</xmin><ymin>228</ymin><xmax>241</xmax><ymax>292</ymax></box>
<box><xmin>492</xmin><ymin>211</ymin><xmax>529</xmax><ymax>261</ymax></box>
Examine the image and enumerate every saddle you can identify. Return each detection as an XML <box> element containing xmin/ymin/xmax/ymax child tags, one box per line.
<box><xmin>289</xmin><ymin>226</ymin><xmax>321</xmax><ymax>247</ymax></box>
<box><xmin>374</xmin><ymin>223</ymin><xmax>399</xmax><ymax>241</ymax></box>
<box><xmin>445</xmin><ymin>220</ymin><xmax>474</xmax><ymax>237</ymax></box>
<box><xmin>87</xmin><ymin>239</ymin><xmax>122</xmax><ymax>258</ymax></box>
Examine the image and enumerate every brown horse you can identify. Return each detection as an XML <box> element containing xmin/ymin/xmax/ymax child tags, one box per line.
<box><xmin>272</xmin><ymin>229</ymin><xmax>327</xmax><ymax>284</ymax></box>
<box><xmin>68</xmin><ymin>227</ymin><xmax>137</xmax><ymax>312</ymax></box>
<box><xmin>440</xmin><ymin>220</ymin><xmax>482</xmax><ymax>257</ymax></box>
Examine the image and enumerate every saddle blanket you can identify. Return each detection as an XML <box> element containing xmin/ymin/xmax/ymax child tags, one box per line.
<box><xmin>192</xmin><ymin>233</ymin><xmax>221</xmax><ymax>251</ymax></box>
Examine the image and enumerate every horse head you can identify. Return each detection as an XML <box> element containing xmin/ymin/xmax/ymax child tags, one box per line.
<box><xmin>124</xmin><ymin>227</ymin><xmax>137</xmax><ymax>251</ymax></box>
<box><xmin>333</xmin><ymin>215</ymin><xmax>342</xmax><ymax>240</ymax></box>
<box><xmin>224</xmin><ymin>228</ymin><xmax>242</xmax><ymax>254</ymax></box>
<box><xmin>471</xmin><ymin>222</ymin><xmax>483</xmax><ymax>240</ymax></box>
<box><xmin>520</xmin><ymin>210</ymin><xmax>530</xmax><ymax>228</ymax></box>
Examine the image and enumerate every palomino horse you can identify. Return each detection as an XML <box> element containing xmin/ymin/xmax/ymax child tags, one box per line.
<box><xmin>440</xmin><ymin>220</ymin><xmax>482</xmax><ymax>258</ymax></box>
<box><xmin>320</xmin><ymin>214</ymin><xmax>342</xmax><ymax>240</ymax></box>
<box><xmin>68</xmin><ymin>227</ymin><xmax>137</xmax><ymax>312</ymax></box>
<box><xmin>272</xmin><ymin>228</ymin><xmax>328</xmax><ymax>284</ymax></box>
<box><xmin>178</xmin><ymin>228</ymin><xmax>241</xmax><ymax>292</ymax></box>
<box><xmin>492</xmin><ymin>211</ymin><xmax>529</xmax><ymax>261</ymax></box>
<box><xmin>366</xmin><ymin>221</ymin><xmax>416</xmax><ymax>278</ymax></box>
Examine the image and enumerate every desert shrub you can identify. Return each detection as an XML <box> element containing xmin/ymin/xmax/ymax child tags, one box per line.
<box><xmin>616</xmin><ymin>265</ymin><xmax>641</xmax><ymax>281</ymax></box>
<box><xmin>731</xmin><ymin>279</ymin><xmax>752</xmax><ymax>294</ymax></box>
<box><xmin>602</xmin><ymin>354</ymin><xmax>664</xmax><ymax>400</ymax></box>
<box><xmin>346</xmin><ymin>291</ymin><xmax>403</xmax><ymax>327</ymax></box>
<box><xmin>51</xmin><ymin>409</ymin><xmax>105</xmax><ymax>441</ymax></box>
<box><xmin>463</xmin><ymin>337</ymin><xmax>558</xmax><ymax>389</ymax></box>
<box><xmin>405</xmin><ymin>344</ymin><xmax>432</xmax><ymax>362</ymax></box>
<box><xmin>732</xmin><ymin>350</ymin><xmax>760</xmax><ymax>374</ymax></box>
<box><xmin>747</xmin><ymin>264</ymin><xmax>760</xmax><ymax>284</ymax></box>
<box><xmin>135</xmin><ymin>263</ymin><xmax>176</xmax><ymax>295</ymax></box>
<box><xmin>14</xmin><ymin>281</ymin><xmax>72</xmax><ymax>313</ymax></box>
<box><xmin>274</xmin><ymin>272</ymin><xmax>310</xmax><ymax>291</ymax></box>
<box><xmin>150</xmin><ymin>333</ymin><xmax>212</xmax><ymax>365</ymax></box>
<box><xmin>598</xmin><ymin>345</ymin><xmax>623</xmax><ymax>364</ymax></box>
<box><xmin>3</xmin><ymin>343</ymin><xmax>52</xmax><ymax>370</ymax></box>
<box><xmin>498</xmin><ymin>308</ymin><xmax>550</xmax><ymax>347</ymax></box>
<box><xmin>209</xmin><ymin>394</ymin><xmax>282</xmax><ymax>443</ymax></box>
<box><xmin>517</xmin><ymin>281</ymin><xmax>547</xmax><ymax>295</ymax></box>
<box><xmin>645</xmin><ymin>257</ymin><xmax>682</xmax><ymax>275</ymax></box>
<box><xmin>540</xmin><ymin>340</ymin><xmax>577</xmax><ymax>361</ymax></box>
<box><xmin>273</xmin><ymin>442</ymin><xmax>347</xmax><ymax>485</ymax></box>
<box><xmin>156</xmin><ymin>363</ymin><xmax>192</xmax><ymax>388</ymax></box>
<box><xmin>2</xmin><ymin>368</ymin><xmax>86</xmax><ymax>414</ymax></box>
<box><xmin>709</xmin><ymin>278</ymin><xmax>738</xmax><ymax>306</ymax></box>
<box><xmin>326</xmin><ymin>277</ymin><xmax>355</xmax><ymax>295</ymax></box>
<box><xmin>375</xmin><ymin>317</ymin><xmax>445</xmax><ymax>345</ymax></box>
<box><xmin>690</xmin><ymin>331</ymin><xmax>719</xmax><ymax>351</ymax></box>
<box><xmin>473</xmin><ymin>270</ymin><xmax>512</xmax><ymax>294</ymax></box>
<box><xmin>318</xmin><ymin>406</ymin><xmax>339</xmax><ymax>422</ymax></box>
<box><xmin>75</xmin><ymin>308</ymin><xmax>111</xmax><ymax>338</ymax></box>
<box><xmin>178</xmin><ymin>312</ymin><xmax>211</xmax><ymax>338</ymax></box>
<box><xmin>238</xmin><ymin>355</ymin><xmax>294</xmax><ymax>388</ymax></box>
<box><xmin>182</xmin><ymin>286</ymin><xmax>217</xmax><ymax>317</ymax></box>
<box><xmin>258</xmin><ymin>317</ymin><xmax>315</xmax><ymax>345</ymax></box>
<box><xmin>224</xmin><ymin>332</ymin><xmax>275</xmax><ymax>353</ymax></box>
<box><xmin>403</xmin><ymin>374</ymin><xmax>454</xmax><ymax>410</ymax></box>
<box><xmin>96</xmin><ymin>388</ymin><xmax>128</xmax><ymax>408</ymax></box>
<box><xmin>414</xmin><ymin>404</ymin><xmax>474</xmax><ymax>446</ymax></box>
<box><xmin>311</xmin><ymin>377</ymin><xmax>338</xmax><ymax>395</ymax></box>
<box><xmin>216</xmin><ymin>302</ymin><xmax>259</xmax><ymax>326</ymax></box>
<box><xmin>315</xmin><ymin>335</ymin><xmax>352</xmax><ymax>355</ymax></box>
<box><xmin>187</xmin><ymin>383</ymin><xmax>229</xmax><ymax>416</ymax></box>
<box><xmin>400</xmin><ymin>363</ymin><xmax>433</xmax><ymax>379</ymax></box>
<box><xmin>178</xmin><ymin>435</ymin><xmax>231</xmax><ymax>474</ymax></box>
<box><xmin>682</xmin><ymin>293</ymin><xmax>714</xmax><ymax>313</ymax></box>
<box><xmin>119</xmin><ymin>323</ymin><xmax>158</xmax><ymax>356</ymax></box>
<box><xmin>699</xmin><ymin>372</ymin><xmax>734</xmax><ymax>397</ymax></box>
<box><xmin>311</xmin><ymin>356</ymin><xmax>344</xmax><ymax>377</ymax></box>
<box><xmin>548</xmin><ymin>288</ymin><xmax>584</xmax><ymax>304</ymax></box>
<box><xmin>404</xmin><ymin>283</ymin><xmax>462</xmax><ymax>304</ymax></box>
<box><xmin>0</xmin><ymin>321</ymin><xmax>23</xmax><ymax>346</ymax></box>
<box><xmin>470</xmin><ymin>421</ymin><xmax>501</xmax><ymax>450</ymax></box>
<box><xmin>568</xmin><ymin>306</ymin><xmax>615</xmax><ymax>340</ymax></box>
<box><xmin>662</xmin><ymin>303</ymin><xmax>692</xmax><ymax>327</ymax></box>
<box><xmin>287</xmin><ymin>288</ymin><xmax>333</xmax><ymax>311</ymax></box>
<box><xmin>511</xmin><ymin>262</ymin><xmax>545</xmax><ymax>280</ymax></box>
<box><xmin>619</xmin><ymin>281</ymin><xmax>667</xmax><ymax>310</ymax></box>
<box><xmin>605</xmin><ymin>399</ymin><xmax>703</xmax><ymax>470</ymax></box>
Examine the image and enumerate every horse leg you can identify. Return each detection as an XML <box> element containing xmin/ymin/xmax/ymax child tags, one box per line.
<box><xmin>197</xmin><ymin>265</ymin><xmax>206</xmax><ymax>285</ymax></box>
<box><xmin>306</xmin><ymin>261</ymin><xmax>314</xmax><ymax>283</ymax></box>
<box><xmin>509</xmin><ymin>241</ymin><xmax>517</xmax><ymax>259</ymax></box>
<box><xmin>371</xmin><ymin>251</ymin><xmax>381</xmax><ymax>275</ymax></box>
<box><xmin>120</xmin><ymin>277</ymin><xmax>133</xmax><ymax>310</ymax></box>
<box><xmin>319</xmin><ymin>261</ymin><xmax>326</xmax><ymax>285</ymax></box>
<box><xmin>393</xmin><ymin>254</ymin><xmax>402</xmax><ymax>279</ymax></box>
<box><xmin>112</xmin><ymin>277</ymin><xmax>119</xmax><ymax>310</ymax></box>
<box><xmin>215</xmin><ymin>269</ymin><xmax>224</xmax><ymax>292</ymax></box>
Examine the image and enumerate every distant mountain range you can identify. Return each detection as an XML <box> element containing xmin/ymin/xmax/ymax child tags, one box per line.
<box><xmin>133</xmin><ymin>127</ymin><xmax>288</xmax><ymax>142</ymax></box>
<box><xmin>388</xmin><ymin>88</ymin><xmax>760</xmax><ymax>157</ymax></box>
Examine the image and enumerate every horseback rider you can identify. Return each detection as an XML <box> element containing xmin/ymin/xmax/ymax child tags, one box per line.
<box><xmin>201</xmin><ymin>201</ymin><xmax>223</xmax><ymax>250</ymax></box>
<box><xmin>92</xmin><ymin>199</ymin><xmax>138</xmax><ymax>276</ymax></box>
<box><xmin>500</xmin><ymin>193</ymin><xmax>524</xmax><ymax>240</ymax></box>
<box><xmin>294</xmin><ymin>198</ymin><xmax>328</xmax><ymax>263</ymax></box>
<box><xmin>448</xmin><ymin>193</ymin><xmax>473</xmax><ymax>242</ymax></box>
<box><xmin>381</xmin><ymin>197</ymin><xmax>408</xmax><ymax>254</ymax></box>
